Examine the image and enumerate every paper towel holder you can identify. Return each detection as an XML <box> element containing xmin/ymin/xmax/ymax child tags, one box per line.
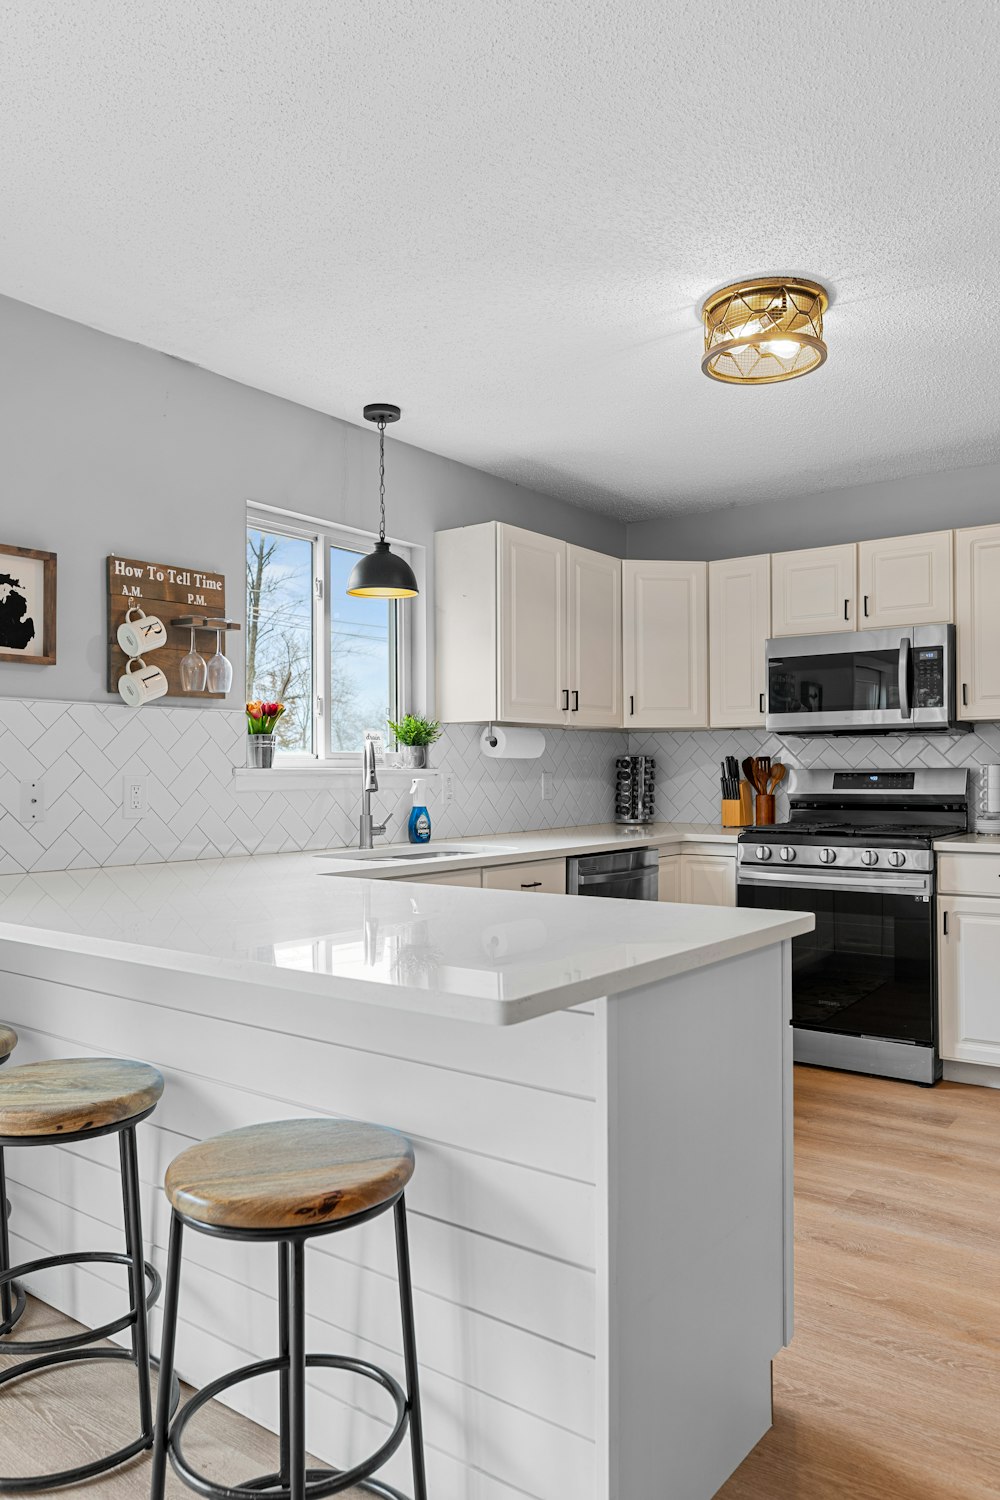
<box><xmin>485</xmin><ymin>722</ymin><xmax>499</xmax><ymax>748</ymax></box>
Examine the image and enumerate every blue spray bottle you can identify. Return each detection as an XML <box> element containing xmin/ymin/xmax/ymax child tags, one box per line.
<box><xmin>407</xmin><ymin>779</ymin><xmax>432</xmax><ymax>844</ymax></box>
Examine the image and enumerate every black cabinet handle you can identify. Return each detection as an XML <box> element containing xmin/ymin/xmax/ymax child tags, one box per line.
<box><xmin>521</xmin><ymin>881</ymin><xmax>542</xmax><ymax>889</ymax></box>
<box><xmin>562</xmin><ymin>689</ymin><xmax>569</xmax><ymax>710</ymax></box>
<box><xmin>572</xmin><ymin>689</ymin><xmax>579</xmax><ymax>711</ymax></box>
<box><xmin>963</xmin><ymin>683</ymin><xmax>969</xmax><ymax>707</ymax></box>
<box><xmin>844</xmin><ymin>598</ymin><xmax>850</xmax><ymax>620</ymax></box>
<box><xmin>759</xmin><ymin>692</ymin><xmax>765</xmax><ymax>714</ymax></box>
<box><xmin>629</xmin><ymin>695</ymin><xmax>634</xmax><ymax>715</ymax></box>
<box><xmin>943</xmin><ymin>910</ymin><xmax>949</xmax><ymax>936</ymax></box>
<box><xmin>863</xmin><ymin>594</ymin><xmax>869</xmax><ymax>617</ymax></box>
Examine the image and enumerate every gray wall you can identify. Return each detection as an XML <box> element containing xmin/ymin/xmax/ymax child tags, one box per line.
<box><xmin>626</xmin><ymin>463</ymin><xmax>1000</xmax><ymax>559</ymax></box>
<box><xmin>0</xmin><ymin>294</ymin><xmax>625</xmax><ymax>706</ymax></box>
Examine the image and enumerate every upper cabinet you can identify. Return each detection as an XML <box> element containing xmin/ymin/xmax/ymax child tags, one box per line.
<box><xmin>435</xmin><ymin>522</ymin><xmax>621</xmax><ymax>728</ymax></box>
<box><xmin>567</xmin><ymin>544</ymin><xmax>622</xmax><ymax>727</ymax></box>
<box><xmin>623</xmin><ymin>561</ymin><xmax>708</xmax><ymax>729</ymax></box>
<box><xmin>858</xmin><ymin>530</ymin><xmax>952</xmax><ymax>628</ymax></box>
<box><xmin>956</xmin><ymin>523</ymin><xmax>1000</xmax><ymax>720</ymax></box>
<box><xmin>771</xmin><ymin>543</ymin><xmax>856</xmax><ymax>636</ymax></box>
<box><xmin>709</xmin><ymin>554</ymin><xmax>770</xmax><ymax>727</ymax></box>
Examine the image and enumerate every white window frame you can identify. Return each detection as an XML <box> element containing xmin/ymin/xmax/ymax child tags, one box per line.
<box><xmin>247</xmin><ymin>503</ymin><xmax>412</xmax><ymax>765</ymax></box>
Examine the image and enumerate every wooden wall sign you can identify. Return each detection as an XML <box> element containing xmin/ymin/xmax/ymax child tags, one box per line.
<box><xmin>106</xmin><ymin>555</ymin><xmax>238</xmax><ymax>699</ymax></box>
<box><xmin>0</xmin><ymin>544</ymin><xmax>57</xmax><ymax>666</ymax></box>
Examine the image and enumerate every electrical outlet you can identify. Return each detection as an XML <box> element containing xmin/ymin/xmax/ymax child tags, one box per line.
<box><xmin>19</xmin><ymin>780</ymin><xmax>44</xmax><ymax>823</ymax></box>
<box><xmin>123</xmin><ymin>777</ymin><xmax>147</xmax><ymax>821</ymax></box>
<box><xmin>442</xmin><ymin>774</ymin><xmax>454</xmax><ymax>806</ymax></box>
<box><xmin>541</xmin><ymin>773</ymin><xmax>556</xmax><ymax>802</ymax></box>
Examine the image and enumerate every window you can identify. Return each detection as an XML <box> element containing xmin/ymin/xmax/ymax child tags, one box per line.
<box><xmin>247</xmin><ymin>508</ymin><xmax>408</xmax><ymax>761</ymax></box>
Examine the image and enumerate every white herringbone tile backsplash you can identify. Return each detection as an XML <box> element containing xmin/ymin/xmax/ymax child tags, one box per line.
<box><xmin>629</xmin><ymin>725</ymin><xmax>1000</xmax><ymax>825</ymax></box>
<box><xmin>0</xmin><ymin>701</ymin><xmax>622</xmax><ymax>875</ymax></box>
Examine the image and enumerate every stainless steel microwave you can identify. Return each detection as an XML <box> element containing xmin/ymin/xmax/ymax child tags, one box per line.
<box><xmin>765</xmin><ymin>624</ymin><xmax>960</xmax><ymax>735</ymax></box>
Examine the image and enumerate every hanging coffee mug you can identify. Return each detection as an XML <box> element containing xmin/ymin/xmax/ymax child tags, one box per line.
<box><xmin>118</xmin><ymin>657</ymin><xmax>169</xmax><ymax>708</ymax></box>
<box><xmin>117</xmin><ymin>606</ymin><xmax>168</xmax><ymax>656</ymax></box>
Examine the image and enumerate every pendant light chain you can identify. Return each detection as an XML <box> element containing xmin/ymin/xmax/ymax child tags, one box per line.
<box><xmin>378</xmin><ymin>419</ymin><xmax>387</xmax><ymax>542</ymax></box>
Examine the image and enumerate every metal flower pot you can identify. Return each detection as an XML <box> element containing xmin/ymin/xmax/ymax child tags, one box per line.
<box><xmin>400</xmin><ymin>744</ymin><xmax>428</xmax><ymax>769</ymax></box>
<box><xmin>248</xmin><ymin>733</ymin><xmax>277</xmax><ymax>769</ymax></box>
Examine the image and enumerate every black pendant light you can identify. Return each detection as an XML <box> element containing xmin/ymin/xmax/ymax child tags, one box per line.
<box><xmin>346</xmin><ymin>403</ymin><xmax>419</xmax><ymax>598</ymax></box>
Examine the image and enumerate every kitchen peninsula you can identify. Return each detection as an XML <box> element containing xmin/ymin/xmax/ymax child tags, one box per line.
<box><xmin>0</xmin><ymin>854</ymin><xmax>812</xmax><ymax>1500</ymax></box>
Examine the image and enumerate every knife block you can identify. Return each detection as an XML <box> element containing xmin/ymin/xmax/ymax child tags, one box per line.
<box><xmin>755</xmin><ymin>793</ymin><xmax>776</xmax><ymax>826</ymax></box>
<box><xmin>721</xmin><ymin>781</ymin><xmax>755</xmax><ymax>827</ymax></box>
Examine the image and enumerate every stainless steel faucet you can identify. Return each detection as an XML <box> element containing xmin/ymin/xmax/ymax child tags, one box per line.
<box><xmin>359</xmin><ymin>738</ymin><xmax>389</xmax><ymax>849</ymax></box>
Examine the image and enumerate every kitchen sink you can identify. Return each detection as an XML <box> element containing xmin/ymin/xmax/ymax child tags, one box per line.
<box><xmin>320</xmin><ymin>844</ymin><xmax>513</xmax><ymax>863</ymax></box>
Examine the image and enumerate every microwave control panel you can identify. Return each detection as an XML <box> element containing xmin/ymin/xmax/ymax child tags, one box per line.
<box><xmin>913</xmin><ymin>646</ymin><xmax>945</xmax><ymax>707</ymax></box>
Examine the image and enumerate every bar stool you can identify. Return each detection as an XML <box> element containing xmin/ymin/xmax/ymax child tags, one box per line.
<box><xmin>151</xmin><ymin>1118</ymin><xmax>429</xmax><ymax>1500</ymax></box>
<box><xmin>0</xmin><ymin>1025</ymin><xmax>21</xmax><ymax>1338</ymax></box>
<box><xmin>0</xmin><ymin>1056</ymin><xmax>171</xmax><ymax>1489</ymax></box>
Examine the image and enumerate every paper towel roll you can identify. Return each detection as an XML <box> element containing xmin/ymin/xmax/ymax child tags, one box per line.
<box><xmin>480</xmin><ymin>725</ymin><xmax>546</xmax><ymax>759</ymax></box>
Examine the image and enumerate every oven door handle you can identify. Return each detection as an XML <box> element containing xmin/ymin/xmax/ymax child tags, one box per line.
<box><xmin>898</xmin><ymin>636</ymin><xmax>912</xmax><ymax>719</ymax></box>
<box><xmin>739</xmin><ymin>869</ymin><xmax>931</xmax><ymax>896</ymax></box>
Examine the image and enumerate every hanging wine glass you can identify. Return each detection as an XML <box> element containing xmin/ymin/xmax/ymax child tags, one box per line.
<box><xmin>179</xmin><ymin>625</ymin><xmax>207</xmax><ymax>693</ymax></box>
<box><xmin>206</xmin><ymin>625</ymin><xmax>233</xmax><ymax>694</ymax></box>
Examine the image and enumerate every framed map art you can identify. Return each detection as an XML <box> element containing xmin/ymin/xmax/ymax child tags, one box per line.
<box><xmin>0</xmin><ymin>544</ymin><xmax>57</xmax><ymax>665</ymax></box>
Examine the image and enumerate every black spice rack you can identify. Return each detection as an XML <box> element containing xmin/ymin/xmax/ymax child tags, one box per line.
<box><xmin>615</xmin><ymin>755</ymin><xmax>655</xmax><ymax>825</ymax></box>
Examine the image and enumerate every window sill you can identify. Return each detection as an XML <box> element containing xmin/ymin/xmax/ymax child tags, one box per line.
<box><xmin>233</xmin><ymin>766</ymin><xmax>443</xmax><ymax>792</ymax></box>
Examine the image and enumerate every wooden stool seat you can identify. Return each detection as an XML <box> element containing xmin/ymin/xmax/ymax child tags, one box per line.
<box><xmin>164</xmin><ymin>1119</ymin><xmax>415</xmax><ymax>1231</ymax></box>
<box><xmin>0</xmin><ymin>1058</ymin><xmax>164</xmax><ymax>1138</ymax></box>
<box><xmin>0</xmin><ymin>1027</ymin><xmax>15</xmax><ymax>1063</ymax></box>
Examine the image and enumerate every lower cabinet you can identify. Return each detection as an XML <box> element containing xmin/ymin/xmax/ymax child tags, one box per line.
<box><xmin>406</xmin><ymin>868</ymin><xmax>483</xmax><ymax>888</ymax></box>
<box><xmin>482</xmin><ymin>859</ymin><xmax>566</xmax><ymax>894</ymax></box>
<box><xmin>659</xmin><ymin>849</ymin><xmax>737</xmax><ymax>907</ymax></box>
<box><xmin>938</xmin><ymin>893</ymin><xmax>1000</xmax><ymax>1066</ymax></box>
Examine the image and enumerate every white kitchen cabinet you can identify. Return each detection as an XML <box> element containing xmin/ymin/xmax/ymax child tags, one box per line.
<box><xmin>709</xmin><ymin>554</ymin><xmax>770</xmax><ymax>727</ymax></box>
<box><xmin>658</xmin><ymin>853</ymin><xmax>683</xmax><ymax>903</ymax></box>
<box><xmin>955</xmin><ymin>524</ymin><xmax>1000</xmax><ymax>721</ymax></box>
<box><xmin>482</xmin><ymin>858</ymin><xmax>566</xmax><ymax>894</ymax></box>
<box><xmin>498</xmin><ymin>524</ymin><xmax>568</xmax><ymax>724</ymax></box>
<box><xmin>858</xmin><ymin>530</ymin><xmax>952</xmax><ymax>628</ymax></box>
<box><xmin>567</xmin><ymin>543</ymin><xmax>622</xmax><ymax>727</ymax></box>
<box><xmin>938</xmin><ymin>894</ymin><xmax>1000</xmax><ymax>1065</ymax></box>
<box><xmin>681</xmin><ymin>854</ymin><xmax>737</xmax><ymax>907</ymax></box>
<box><xmin>770</xmin><ymin>543</ymin><xmax>856</xmax><ymax>636</ymax></box>
<box><xmin>406</xmin><ymin>868</ymin><xmax>483</xmax><ymax>888</ymax></box>
<box><xmin>435</xmin><ymin>522</ymin><xmax>620</xmax><ymax>727</ymax></box>
<box><xmin>623</xmin><ymin>561</ymin><xmax>708</xmax><ymax>729</ymax></box>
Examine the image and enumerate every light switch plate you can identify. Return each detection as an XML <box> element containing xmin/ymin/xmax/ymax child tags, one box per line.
<box><xmin>541</xmin><ymin>773</ymin><xmax>555</xmax><ymax>802</ymax></box>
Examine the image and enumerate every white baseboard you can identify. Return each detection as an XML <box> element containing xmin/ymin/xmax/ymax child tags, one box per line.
<box><xmin>943</xmin><ymin>1060</ymin><xmax>1000</xmax><ymax>1090</ymax></box>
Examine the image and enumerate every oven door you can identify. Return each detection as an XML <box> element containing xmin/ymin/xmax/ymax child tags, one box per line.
<box><xmin>765</xmin><ymin>624</ymin><xmax>955</xmax><ymax>735</ymax></box>
<box><xmin>738</xmin><ymin>868</ymin><xmax>938</xmax><ymax>1082</ymax></box>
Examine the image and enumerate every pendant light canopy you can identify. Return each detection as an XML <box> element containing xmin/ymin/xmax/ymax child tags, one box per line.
<box><xmin>701</xmin><ymin>277</ymin><xmax>829</xmax><ymax>385</ymax></box>
<box><xmin>346</xmin><ymin>403</ymin><xmax>419</xmax><ymax>599</ymax></box>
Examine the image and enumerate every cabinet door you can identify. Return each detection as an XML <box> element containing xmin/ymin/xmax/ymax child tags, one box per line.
<box><xmin>567</xmin><ymin>545</ymin><xmax>621</xmax><ymax>727</ymax></box>
<box><xmin>858</xmin><ymin>530</ymin><xmax>953</xmax><ymax>628</ymax></box>
<box><xmin>955</xmin><ymin>524</ymin><xmax>1000</xmax><ymax>721</ymax></box>
<box><xmin>658</xmin><ymin>853</ymin><xmax>683</xmax><ymax>903</ymax></box>
<box><xmin>938</xmin><ymin>896</ymin><xmax>1000</xmax><ymax>1064</ymax></box>
<box><xmin>709</xmin><ymin>554</ymin><xmax>770</xmax><ymax>727</ymax></box>
<box><xmin>680</xmin><ymin>854</ymin><xmax>737</xmax><ymax>907</ymax></box>
<box><xmin>498</xmin><ymin>525</ymin><xmax>568</xmax><ymax>724</ymax></box>
<box><xmin>483</xmin><ymin>859</ymin><xmax>566</xmax><ymax>894</ymax></box>
<box><xmin>406</xmin><ymin>869</ymin><xmax>483</xmax><ymax>888</ymax></box>
<box><xmin>771</xmin><ymin>544</ymin><xmax>856</xmax><ymax>636</ymax></box>
<box><xmin>623</xmin><ymin>561</ymin><xmax>708</xmax><ymax>729</ymax></box>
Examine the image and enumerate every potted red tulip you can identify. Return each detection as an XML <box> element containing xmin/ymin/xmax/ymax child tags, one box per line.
<box><xmin>246</xmin><ymin>700</ymin><xmax>286</xmax><ymax>768</ymax></box>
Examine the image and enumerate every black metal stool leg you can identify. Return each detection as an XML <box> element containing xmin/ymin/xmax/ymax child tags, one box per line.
<box><xmin>120</xmin><ymin>1124</ymin><xmax>154</xmax><ymax>1443</ymax></box>
<box><xmin>150</xmin><ymin>1210</ymin><xmax>184</xmax><ymax>1500</ymax></box>
<box><xmin>0</xmin><ymin>1147</ymin><xmax>12</xmax><ymax>1327</ymax></box>
<box><xmin>288</xmin><ymin>1238</ymin><xmax>307</xmax><ymax>1500</ymax></box>
<box><xmin>394</xmin><ymin>1196</ymin><xmax>428</xmax><ymax>1500</ymax></box>
<box><xmin>278</xmin><ymin>1240</ymin><xmax>292</xmax><ymax>1488</ymax></box>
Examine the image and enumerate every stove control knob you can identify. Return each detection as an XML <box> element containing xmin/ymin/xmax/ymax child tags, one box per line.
<box><xmin>887</xmin><ymin>851</ymin><xmax>906</xmax><ymax>868</ymax></box>
<box><xmin>861</xmin><ymin>849</ymin><xmax>879</xmax><ymax>866</ymax></box>
<box><xmin>755</xmin><ymin>845</ymin><xmax>773</xmax><ymax>861</ymax></box>
<box><xmin>818</xmin><ymin>848</ymin><xmax>836</xmax><ymax>864</ymax></box>
<box><xmin>779</xmin><ymin>846</ymin><xmax>796</xmax><ymax>862</ymax></box>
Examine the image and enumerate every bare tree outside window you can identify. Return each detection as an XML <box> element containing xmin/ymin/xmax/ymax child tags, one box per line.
<box><xmin>246</xmin><ymin>528</ymin><xmax>313</xmax><ymax>752</ymax></box>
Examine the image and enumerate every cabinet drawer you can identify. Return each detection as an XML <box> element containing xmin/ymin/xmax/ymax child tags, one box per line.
<box><xmin>936</xmin><ymin>854</ymin><xmax>1000</xmax><ymax>898</ymax></box>
<box><xmin>405</xmin><ymin>868</ymin><xmax>483</xmax><ymax>888</ymax></box>
<box><xmin>483</xmin><ymin>859</ymin><xmax>566</xmax><ymax>894</ymax></box>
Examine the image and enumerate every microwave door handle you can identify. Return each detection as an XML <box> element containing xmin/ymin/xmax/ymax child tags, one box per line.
<box><xmin>898</xmin><ymin>637</ymin><xmax>912</xmax><ymax>719</ymax></box>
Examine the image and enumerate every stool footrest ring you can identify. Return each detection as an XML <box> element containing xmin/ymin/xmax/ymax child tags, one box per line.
<box><xmin>0</xmin><ymin>1350</ymin><xmax>180</xmax><ymax>1493</ymax></box>
<box><xmin>0</xmin><ymin>1251</ymin><xmax>160</xmax><ymax>1354</ymax></box>
<box><xmin>169</xmin><ymin>1353</ymin><xmax>410</xmax><ymax>1500</ymax></box>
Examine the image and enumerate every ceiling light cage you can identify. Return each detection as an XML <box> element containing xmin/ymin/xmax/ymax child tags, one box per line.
<box><xmin>701</xmin><ymin>277</ymin><xmax>828</xmax><ymax>385</ymax></box>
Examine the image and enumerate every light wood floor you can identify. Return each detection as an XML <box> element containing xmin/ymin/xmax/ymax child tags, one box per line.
<box><xmin>2</xmin><ymin>1066</ymin><xmax>999</xmax><ymax>1497</ymax></box>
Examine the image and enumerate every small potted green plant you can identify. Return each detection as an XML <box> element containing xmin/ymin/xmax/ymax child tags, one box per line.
<box><xmin>387</xmin><ymin>713</ymin><xmax>442</xmax><ymax>769</ymax></box>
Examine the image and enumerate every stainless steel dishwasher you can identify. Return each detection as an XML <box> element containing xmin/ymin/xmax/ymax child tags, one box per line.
<box><xmin>566</xmin><ymin>846</ymin><xmax>659</xmax><ymax>900</ymax></box>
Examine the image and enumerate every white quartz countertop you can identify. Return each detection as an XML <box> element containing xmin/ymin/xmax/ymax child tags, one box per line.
<box><xmin>316</xmin><ymin>821</ymin><xmax>740</xmax><ymax>878</ymax></box>
<box><xmin>0</xmin><ymin>840</ymin><xmax>809</xmax><ymax>1026</ymax></box>
<box><xmin>934</xmin><ymin>833</ymin><xmax>1000</xmax><ymax>853</ymax></box>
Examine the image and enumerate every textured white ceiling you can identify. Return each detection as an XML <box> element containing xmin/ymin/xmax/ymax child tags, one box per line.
<box><xmin>2</xmin><ymin>1</ymin><xmax>998</xmax><ymax>520</ymax></box>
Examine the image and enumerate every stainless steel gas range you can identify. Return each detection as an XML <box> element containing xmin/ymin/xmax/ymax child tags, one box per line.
<box><xmin>737</xmin><ymin>768</ymin><xmax>969</xmax><ymax>1085</ymax></box>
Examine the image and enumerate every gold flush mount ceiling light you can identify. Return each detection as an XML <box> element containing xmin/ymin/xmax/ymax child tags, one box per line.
<box><xmin>701</xmin><ymin>277</ymin><xmax>829</xmax><ymax>384</ymax></box>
